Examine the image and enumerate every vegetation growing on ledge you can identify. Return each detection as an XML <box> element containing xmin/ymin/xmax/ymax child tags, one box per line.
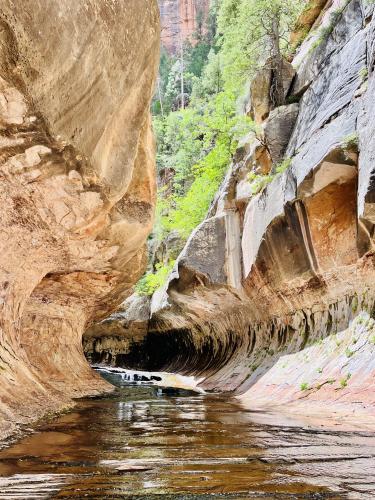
<box><xmin>309</xmin><ymin>0</ymin><xmax>352</xmax><ymax>52</ymax></box>
<box><xmin>247</xmin><ymin>157</ymin><xmax>293</xmax><ymax>195</ymax></box>
<box><xmin>342</xmin><ymin>133</ymin><xmax>359</xmax><ymax>152</ymax></box>
<box><xmin>137</xmin><ymin>0</ymin><xmax>307</xmax><ymax>295</ymax></box>
<box><xmin>135</xmin><ymin>261</ymin><xmax>175</xmax><ymax>296</ymax></box>
<box><xmin>154</xmin><ymin>0</ymin><xmax>306</xmax><ymax>240</ymax></box>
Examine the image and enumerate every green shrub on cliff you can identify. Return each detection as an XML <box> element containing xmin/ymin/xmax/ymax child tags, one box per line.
<box><xmin>135</xmin><ymin>261</ymin><xmax>175</xmax><ymax>296</ymax></box>
<box><xmin>160</xmin><ymin>92</ymin><xmax>252</xmax><ymax>238</ymax></box>
<box><xmin>217</xmin><ymin>0</ymin><xmax>306</xmax><ymax>99</ymax></box>
<box><xmin>163</xmin><ymin>143</ymin><xmax>230</xmax><ymax>238</ymax></box>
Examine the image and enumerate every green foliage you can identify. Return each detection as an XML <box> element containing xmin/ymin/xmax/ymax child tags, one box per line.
<box><xmin>339</xmin><ymin>378</ymin><xmax>348</xmax><ymax>388</ymax></box>
<box><xmin>217</xmin><ymin>0</ymin><xmax>306</xmax><ymax>96</ymax></box>
<box><xmin>300</xmin><ymin>382</ymin><xmax>309</xmax><ymax>391</ymax></box>
<box><xmin>154</xmin><ymin>107</ymin><xmax>207</xmax><ymax>193</ymax></box>
<box><xmin>135</xmin><ymin>261</ymin><xmax>175</xmax><ymax>296</ymax></box>
<box><xmin>249</xmin><ymin>173</ymin><xmax>275</xmax><ymax>195</ymax></box>
<box><xmin>359</xmin><ymin>67</ymin><xmax>369</xmax><ymax>82</ymax></box>
<box><xmin>345</xmin><ymin>348</ymin><xmax>354</xmax><ymax>358</ymax></box>
<box><xmin>156</xmin><ymin>86</ymin><xmax>253</xmax><ymax>238</ymax></box>
<box><xmin>192</xmin><ymin>49</ymin><xmax>223</xmax><ymax>98</ymax></box>
<box><xmin>339</xmin><ymin>373</ymin><xmax>351</xmax><ymax>389</ymax></box>
<box><xmin>152</xmin><ymin>0</ymin><xmax>304</xmax><ymax>247</ymax></box>
<box><xmin>342</xmin><ymin>133</ymin><xmax>359</xmax><ymax>151</ymax></box>
<box><xmin>340</xmin><ymin>378</ymin><xmax>348</xmax><ymax>389</ymax></box>
<box><xmin>275</xmin><ymin>157</ymin><xmax>292</xmax><ymax>174</ymax></box>
<box><xmin>185</xmin><ymin>40</ymin><xmax>214</xmax><ymax>79</ymax></box>
<box><xmin>163</xmin><ymin>143</ymin><xmax>231</xmax><ymax>238</ymax></box>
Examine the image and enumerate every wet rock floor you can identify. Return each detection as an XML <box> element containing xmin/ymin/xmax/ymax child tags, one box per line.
<box><xmin>0</xmin><ymin>371</ymin><xmax>374</xmax><ymax>499</ymax></box>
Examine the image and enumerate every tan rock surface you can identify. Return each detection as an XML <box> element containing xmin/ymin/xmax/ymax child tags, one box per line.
<box><xmin>290</xmin><ymin>0</ymin><xmax>329</xmax><ymax>50</ymax></box>
<box><xmin>249</xmin><ymin>59</ymin><xmax>295</xmax><ymax>124</ymax></box>
<box><xmin>0</xmin><ymin>0</ymin><xmax>159</xmax><ymax>440</ymax></box>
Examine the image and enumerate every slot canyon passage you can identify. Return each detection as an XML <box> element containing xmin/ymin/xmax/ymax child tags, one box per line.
<box><xmin>2</xmin><ymin>0</ymin><xmax>375</xmax><ymax>498</ymax></box>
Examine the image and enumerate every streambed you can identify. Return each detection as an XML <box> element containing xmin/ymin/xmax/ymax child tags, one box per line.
<box><xmin>0</xmin><ymin>369</ymin><xmax>374</xmax><ymax>499</ymax></box>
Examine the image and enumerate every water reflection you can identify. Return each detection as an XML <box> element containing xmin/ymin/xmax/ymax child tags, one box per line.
<box><xmin>0</xmin><ymin>370</ymin><xmax>374</xmax><ymax>498</ymax></box>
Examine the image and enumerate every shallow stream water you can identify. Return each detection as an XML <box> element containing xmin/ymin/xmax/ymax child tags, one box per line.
<box><xmin>0</xmin><ymin>369</ymin><xmax>374</xmax><ymax>499</ymax></box>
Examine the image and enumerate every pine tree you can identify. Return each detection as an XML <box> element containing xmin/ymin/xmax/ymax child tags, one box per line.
<box><xmin>218</xmin><ymin>0</ymin><xmax>305</xmax><ymax>101</ymax></box>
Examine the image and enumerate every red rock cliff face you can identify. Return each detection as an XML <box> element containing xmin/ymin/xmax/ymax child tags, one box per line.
<box><xmin>159</xmin><ymin>0</ymin><xmax>210</xmax><ymax>54</ymax></box>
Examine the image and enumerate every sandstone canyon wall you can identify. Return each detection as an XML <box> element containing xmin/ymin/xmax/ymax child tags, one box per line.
<box><xmin>0</xmin><ymin>0</ymin><xmax>159</xmax><ymax>440</ymax></box>
<box><xmin>85</xmin><ymin>0</ymin><xmax>375</xmax><ymax>423</ymax></box>
<box><xmin>159</xmin><ymin>0</ymin><xmax>211</xmax><ymax>54</ymax></box>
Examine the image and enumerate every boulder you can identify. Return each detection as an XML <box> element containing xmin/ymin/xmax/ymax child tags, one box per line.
<box><xmin>249</xmin><ymin>59</ymin><xmax>296</xmax><ymax>124</ymax></box>
<box><xmin>178</xmin><ymin>216</ymin><xmax>228</xmax><ymax>286</ymax></box>
<box><xmin>262</xmin><ymin>103</ymin><xmax>300</xmax><ymax>165</ymax></box>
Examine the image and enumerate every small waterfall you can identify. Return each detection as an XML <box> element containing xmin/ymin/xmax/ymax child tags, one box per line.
<box><xmin>94</xmin><ymin>366</ymin><xmax>164</xmax><ymax>386</ymax></box>
<box><xmin>92</xmin><ymin>365</ymin><xmax>203</xmax><ymax>392</ymax></box>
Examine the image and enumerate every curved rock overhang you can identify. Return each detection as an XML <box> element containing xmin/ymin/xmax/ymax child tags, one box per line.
<box><xmin>111</xmin><ymin>147</ymin><xmax>366</xmax><ymax>377</ymax></box>
<box><xmin>0</xmin><ymin>0</ymin><xmax>160</xmax><ymax>439</ymax></box>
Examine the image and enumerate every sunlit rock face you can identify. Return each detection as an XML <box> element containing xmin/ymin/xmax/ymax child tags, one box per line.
<box><xmin>159</xmin><ymin>0</ymin><xmax>210</xmax><ymax>54</ymax></box>
<box><xmin>0</xmin><ymin>0</ymin><xmax>159</xmax><ymax>439</ymax></box>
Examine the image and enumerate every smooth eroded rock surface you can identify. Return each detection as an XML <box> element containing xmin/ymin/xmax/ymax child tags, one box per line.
<box><xmin>0</xmin><ymin>0</ymin><xmax>159</xmax><ymax>440</ymax></box>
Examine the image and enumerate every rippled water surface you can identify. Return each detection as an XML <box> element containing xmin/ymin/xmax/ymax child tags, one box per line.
<box><xmin>0</xmin><ymin>370</ymin><xmax>375</xmax><ymax>499</ymax></box>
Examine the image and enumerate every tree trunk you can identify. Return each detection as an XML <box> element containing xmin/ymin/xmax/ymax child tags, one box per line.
<box><xmin>180</xmin><ymin>34</ymin><xmax>185</xmax><ymax>110</ymax></box>
<box><xmin>269</xmin><ymin>15</ymin><xmax>285</xmax><ymax>108</ymax></box>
